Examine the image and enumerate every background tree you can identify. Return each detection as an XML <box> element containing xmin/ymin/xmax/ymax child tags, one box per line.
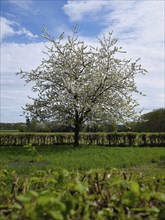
<box><xmin>0</xmin><ymin>122</ymin><xmax>26</xmax><ymax>131</ymax></box>
<box><xmin>17</xmin><ymin>27</ymin><xmax>146</xmax><ymax>146</ymax></box>
<box><xmin>129</xmin><ymin>108</ymin><xmax>165</xmax><ymax>132</ymax></box>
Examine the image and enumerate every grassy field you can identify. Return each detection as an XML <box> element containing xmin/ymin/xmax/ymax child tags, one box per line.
<box><xmin>0</xmin><ymin>145</ymin><xmax>165</xmax><ymax>177</ymax></box>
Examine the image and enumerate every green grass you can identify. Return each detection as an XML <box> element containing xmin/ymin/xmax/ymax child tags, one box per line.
<box><xmin>0</xmin><ymin>130</ymin><xmax>19</xmax><ymax>133</ymax></box>
<box><xmin>0</xmin><ymin>146</ymin><xmax>165</xmax><ymax>177</ymax></box>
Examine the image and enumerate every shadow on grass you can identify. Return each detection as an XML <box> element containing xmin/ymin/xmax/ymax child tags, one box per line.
<box><xmin>158</xmin><ymin>156</ymin><xmax>165</xmax><ymax>167</ymax></box>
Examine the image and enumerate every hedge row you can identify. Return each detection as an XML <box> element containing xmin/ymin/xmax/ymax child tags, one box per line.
<box><xmin>0</xmin><ymin>132</ymin><xmax>165</xmax><ymax>147</ymax></box>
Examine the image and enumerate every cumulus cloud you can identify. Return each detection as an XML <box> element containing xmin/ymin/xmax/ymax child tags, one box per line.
<box><xmin>1</xmin><ymin>42</ymin><xmax>44</xmax><ymax>122</ymax></box>
<box><xmin>63</xmin><ymin>0</ymin><xmax>109</xmax><ymax>21</ymax></box>
<box><xmin>101</xmin><ymin>1</ymin><xmax>165</xmax><ymax>101</ymax></box>
<box><xmin>1</xmin><ymin>80</ymin><xmax>33</xmax><ymax>122</ymax></box>
<box><xmin>0</xmin><ymin>17</ymin><xmax>15</xmax><ymax>39</ymax></box>
<box><xmin>1</xmin><ymin>42</ymin><xmax>45</xmax><ymax>72</ymax></box>
<box><xmin>0</xmin><ymin>17</ymin><xmax>38</xmax><ymax>40</ymax></box>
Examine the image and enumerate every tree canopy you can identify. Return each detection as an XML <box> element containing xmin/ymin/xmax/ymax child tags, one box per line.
<box><xmin>17</xmin><ymin>27</ymin><xmax>146</xmax><ymax>145</ymax></box>
<box><xmin>129</xmin><ymin>108</ymin><xmax>165</xmax><ymax>132</ymax></box>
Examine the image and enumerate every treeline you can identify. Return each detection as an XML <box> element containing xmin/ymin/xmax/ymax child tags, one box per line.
<box><xmin>0</xmin><ymin>123</ymin><xmax>25</xmax><ymax>131</ymax></box>
<box><xmin>1</xmin><ymin>108</ymin><xmax>165</xmax><ymax>133</ymax></box>
<box><xmin>0</xmin><ymin>121</ymin><xmax>133</xmax><ymax>133</ymax></box>
<box><xmin>0</xmin><ymin>121</ymin><xmax>129</xmax><ymax>133</ymax></box>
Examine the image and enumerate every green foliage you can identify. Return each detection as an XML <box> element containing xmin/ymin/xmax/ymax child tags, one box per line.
<box><xmin>0</xmin><ymin>168</ymin><xmax>165</xmax><ymax>219</ymax></box>
<box><xmin>129</xmin><ymin>108</ymin><xmax>165</xmax><ymax>132</ymax></box>
<box><xmin>0</xmin><ymin>143</ymin><xmax>164</xmax><ymax>219</ymax></box>
<box><xmin>23</xmin><ymin>143</ymin><xmax>43</xmax><ymax>161</ymax></box>
<box><xmin>0</xmin><ymin>132</ymin><xmax>165</xmax><ymax>146</ymax></box>
<box><xmin>0</xmin><ymin>122</ymin><xmax>26</xmax><ymax>132</ymax></box>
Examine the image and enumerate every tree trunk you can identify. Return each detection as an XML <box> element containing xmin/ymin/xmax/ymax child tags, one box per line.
<box><xmin>74</xmin><ymin>111</ymin><xmax>80</xmax><ymax>146</ymax></box>
<box><xmin>74</xmin><ymin>122</ymin><xmax>80</xmax><ymax>146</ymax></box>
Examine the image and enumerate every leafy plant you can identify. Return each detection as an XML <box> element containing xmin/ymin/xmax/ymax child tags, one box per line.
<box><xmin>23</xmin><ymin>143</ymin><xmax>43</xmax><ymax>161</ymax></box>
<box><xmin>0</xmin><ymin>168</ymin><xmax>165</xmax><ymax>219</ymax></box>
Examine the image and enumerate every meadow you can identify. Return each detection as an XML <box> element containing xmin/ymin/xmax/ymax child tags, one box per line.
<box><xmin>0</xmin><ymin>145</ymin><xmax>165</xmax><ymax>177</ymax></box>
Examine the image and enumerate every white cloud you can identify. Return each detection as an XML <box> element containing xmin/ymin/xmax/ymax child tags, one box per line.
<box><xmin>0</xmin><ymin>17</ymin><xmax>15</xmax><ymax>39</ymax></box>
<box><xmin>1</xmin><ymin>42</ymin><xmax>45</xmax><ymax>72</ymax></box>
<box><xmin>1</xmin><ymin>41</ymin><xmax>44</xmax><ymax>122</ymax></box>
<box><xmin>63</xmin><ymin>0</ymin><xmax>109</xmax><ymax>21</ymax></box>
<box><xmin>0</xmin><ymin>17</ymin><xmax>38</xmax><ymax>40</ymax></box>
<box><xmin>1</xmin><ymin>71</ymin><xmax>35</xmax><ymax>122</ymax></box>
<box><xmin>100</xmin><ymin>1</ymin><xmax>165</xmax><ymax>105</ymax></box>
<box><xmin>9</xmin><ymin>0</ymin><xmax>33</xmax><ymax>10</ymax></box>
<box><xmin>103</xmin><ymin>1</ymin><xmax>164</xmax><ymax>43</ymax></box>
<box><xmin>16</xmin><ymin>27</ymin><xmax>38</xmax><ymax>38</ymax></box>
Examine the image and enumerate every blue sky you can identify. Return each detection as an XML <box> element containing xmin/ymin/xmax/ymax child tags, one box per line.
<box><xmin>1</xmin><ymin>0</ymin><xmax>165</xmax><ymax>122</ymax></box>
